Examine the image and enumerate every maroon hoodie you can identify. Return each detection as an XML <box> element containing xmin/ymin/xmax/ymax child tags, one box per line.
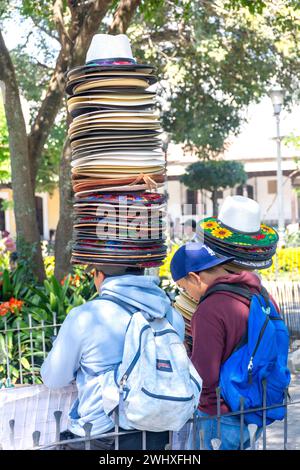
<box><xmin>191</xmin><ymin>271</ymin><xmax>278</xmax><ymax>416</ymax></box>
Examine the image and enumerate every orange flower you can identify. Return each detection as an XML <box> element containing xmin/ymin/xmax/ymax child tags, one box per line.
<box><xmin>8</xmin><ymin>297</ymin><xmax>23</xmax><ymax>314</ymax></box>
<box><xmin>200</xmin><ymin>220</ymin><xmax>219</xmax><ymax>230</ymax></box>
<box><xmin>0</xmin><ymin>302</ymin><xmax>10</xmax><ymax>316</ymax></box>
<box><xmin>71</xmin><ymin>274</ymin><xmax>81</xmax><ymax>287</ymax></box>
<box><xmin>0</xmin><ymin>298</ymin><xmax>23</xmax><ymax>316</ymax></box>
<box><xmin>60</xmin><ymin>274</ymin><xmax>68</xmax><ymax>285</ymax></box>
<box><xmin>211</xmin><ymin>227</ymin><xmax>232</xmax><ymax>239</ymax></box>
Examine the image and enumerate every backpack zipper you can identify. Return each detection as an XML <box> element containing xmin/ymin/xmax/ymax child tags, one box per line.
<box><xmin>247</xmin><ymin>316</ymin><xmax>270</xmax><ymax>384</ymax></box>
<box><xmin>141</xmin><ymin>387</ymin><xmax>194</xmax><ymax>402</ymax></box>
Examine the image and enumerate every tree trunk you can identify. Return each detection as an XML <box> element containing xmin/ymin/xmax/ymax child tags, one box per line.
<box><xmin>211</xmin><ymin>189</ymin><xmax>219</xmax><ymax>217</ymax></box>
<box><xmin>54</xmin><ymin>137</ymin><xmax>73</xmax><ymax>281</ymax></box>
<box><xmin>0</xmin><ymin>32</ymin><xmax>45</xmax><ymax>282</ymax></box>
<box><xmin>108</xmin><ymin>0</ymin><xmax>141</xmax><ymax>33</ymax></box>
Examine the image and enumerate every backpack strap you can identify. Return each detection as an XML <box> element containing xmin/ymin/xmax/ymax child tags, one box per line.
<box><xmin>259</xmin><ymin>285</ymin><xmax>271</xmax><ymax>311</ymax></box>
<box><xmin>200</xmin><ymin>283</ymin><xmax>275</xmax><ymax>361</ymax></box>
<box><xmin>200</xmin><ymin>283</ymin><xmax>253</xmax><ymax>304</ymax></box>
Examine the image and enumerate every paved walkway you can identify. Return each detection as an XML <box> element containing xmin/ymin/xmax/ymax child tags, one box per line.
<box><xmin>257</xmin><ymin>374</ymin><xmax>300</xmax><ymax>450</ymax></box>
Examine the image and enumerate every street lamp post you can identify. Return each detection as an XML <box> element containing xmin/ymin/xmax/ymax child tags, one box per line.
<box><xmin>269</xmin><ymin>87</ymin><xmax>286</xmax><ymax>244</ymax></box>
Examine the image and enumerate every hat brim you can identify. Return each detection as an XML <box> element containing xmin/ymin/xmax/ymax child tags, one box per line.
<box><xmin>67</xmin><ymin>63</ymin><xmax>155</xmax><ymax>80</ymax></box>
<box><xmin>193</xmin><ymin>255</ymin><xmax>235</xmax><ymax>273</ymax></box>
<box><xmin>198</xmin><ymin>217</ymin><xmax>278</xmax><ymax>248</ymax></box>
<box><xmin>202</xmin><ymin>237</ymin><xmax>277</xmax><ymax>261</ymax></box>
<box><xmin>224</xmin><ymin>258</ymin><xmax>273</xmax><ymax>270</ymax></box>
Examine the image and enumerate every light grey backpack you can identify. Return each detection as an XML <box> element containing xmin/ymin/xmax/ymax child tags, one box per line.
<box><xmin>102</xmin><ymin>309</ymin><xmax>202</xmax><ymax>432</ymax></box>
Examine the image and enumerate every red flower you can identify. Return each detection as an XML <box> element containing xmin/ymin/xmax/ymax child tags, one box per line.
<box><xmin>9</xmin><ymin>298</ymin><xmax>23</xmax><ymax>312</ymax></box>
<box><xmin>60</xmin><ymin>274</ymin><xmax>68</xmax><ymax>285</ymax></box>
<box><xmin>0</xmin><ymin>301</ymin><xmax>10</xmax><ymax>316</ymax></box>
<box><xmin>70</xmin><ymin>274</ymin><xmax>81</xmax><ymax>287</ymax></box>
<box><xmin>0</xmin><ymin>298</ymin><xmax>23</xmax><ymax>316</ymax></box>
<box><xmin>252</xmin><ymin>234</ymin><xmax>266</xmax><ymax>240</ymax></box>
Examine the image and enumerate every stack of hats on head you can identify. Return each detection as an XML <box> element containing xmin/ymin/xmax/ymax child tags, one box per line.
<box><xmin>195</xmin><ymin>196</ymin><xmax>279</xmax><ymax>270</ymax></box>
<box><xmin>66</xmin><ymin>34</ymin><xmax>167</xmax><ymax>267</ymax></box>
<box><xmin>174</xmin><ymin>290</ymin><xmax>197</xmax><ymax>349</ymax></box>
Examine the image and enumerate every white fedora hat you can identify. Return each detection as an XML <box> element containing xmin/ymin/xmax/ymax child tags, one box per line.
<box><xmin>86</xmin><ymin>34</ymin><xmax>134</xmax><ymax>63</ymax></box>
<box><xmin>198</xmin><ymin>195</ymin><xmax>278</xmax><ymax>251</ymax></box>
<box><xmin>218</xmin><ymin>195</ymin><xmax>261</xmax><ymax>234</ymax></box>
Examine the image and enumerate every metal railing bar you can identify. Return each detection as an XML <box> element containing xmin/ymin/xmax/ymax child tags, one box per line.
<box><xmin>16</xmin><ymin>320</ymin><xmax>23</xmax><ymax>384</ymax></box>
<box><xmin>0</xmin><ymin>324</ymin><xmax>62</xmax><ymax>334</ymax></box>
<box><xmin>239</xmin><ymin>397</ymin><xmax>244</xmax><ymax>450</ymax></box>
<box><xmin>262</xmin><ymin>379</ymin><xmax>267</xmax><ymax>450</ymax></box>
<box><xmin>28</xmin><ymin>315</ymin><xmax>35</xmax><ymax>384</ymax></box>
<box><xmin>284</xmin><ymin>388</ymin><xmax>288</xmax><ymax>450</ymax></box>
<box><xmin>3</xmin><ymin>318</ymin><xmax>10</xmax><ymax>382</ymax></box>
<box><xmin>31</xmin><ymin>429</ymin><xmax>141</xmax><ymax>451</ymax></box>
<box><xmin>216</xmin><ymin>386</ymin><xmax>221</xmax><ymax>440</ymax></box>
<box><xmin>195</xmin><ymin>399</ymin><xmax>300</xmax><ymax>421</ymax></box>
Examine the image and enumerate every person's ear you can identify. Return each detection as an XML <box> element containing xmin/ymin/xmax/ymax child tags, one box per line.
<box><xmin>94</xmin><ymin>270</ymin><xmax>105</xmax><ymax>288</ymax></box>
<box><xmin>187</xmin><ymin>271</ymin><xmax>202</xmax><ymax>285</ymax></box>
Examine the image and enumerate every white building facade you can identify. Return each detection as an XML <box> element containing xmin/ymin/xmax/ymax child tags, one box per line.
<box><xmin>166</xmin><ymin>98</ymin><xmax>300</xmax><ymax>235</ymax></box>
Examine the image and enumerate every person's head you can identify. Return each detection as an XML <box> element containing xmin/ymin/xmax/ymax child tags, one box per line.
<box><xmin>86</xmin><ymin>265</ymin><xmax>145</xmax><ymax>291</ymax></box>
<box><xmin>170</xmin><ymin>243</ymin><xmax>234</xmax><ymax>302</ymax></box>
<box><xmin>182</xmin><ymin>219</ymin><xmax>197</xmax><ymax>237</ymax></box>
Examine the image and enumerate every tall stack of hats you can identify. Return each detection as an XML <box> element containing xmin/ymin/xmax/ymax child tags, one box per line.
<box><xmin>66</xmin><ymin>34</ymin><xmax>167</xmax><ymax>268</ymax></box>
<box><xmin>195</xmin><ymin>196</ymin><xmax>279</xmax><ymax>271</ymax></box>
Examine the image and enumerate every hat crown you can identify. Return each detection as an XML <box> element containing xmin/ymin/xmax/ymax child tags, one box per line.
<box><xmin>170</xmin><ymin>242</ymin><xmax>233</xmax><ymax>281</ymax></box>
<box><xmin>86</xmin><ymin>34</ymin><xmax>134</xmax><ymax>63</ymax></box>
<box><xmin>218</xmin><ymin>196</ymin><xmax>261</xmax><ymax>233</ymax></box>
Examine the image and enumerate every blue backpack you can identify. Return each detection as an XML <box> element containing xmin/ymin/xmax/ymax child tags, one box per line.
<box><xmin>201</xmin><ymin>283</ymin><xmax>291</xmax><ymax>427</ymax></box>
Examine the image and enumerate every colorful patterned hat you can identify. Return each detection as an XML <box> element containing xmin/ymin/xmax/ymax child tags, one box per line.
<box><xmin>198</xmin><ymin>217</ymin><xmax>278</xmax><ymax>248</ymax></box>
<box><xmin>196</xmin><ymin>196</ymin><xmax>278</xmax><ymax>270</ymax></box>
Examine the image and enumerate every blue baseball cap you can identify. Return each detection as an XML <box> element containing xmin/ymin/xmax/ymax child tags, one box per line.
<box><xmin>170</xmin><ymin>243</ymin><xmax>234</xmax><ymax>282</ymax></box>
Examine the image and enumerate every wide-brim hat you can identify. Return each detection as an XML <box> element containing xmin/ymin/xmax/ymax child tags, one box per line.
<box><xmin>197</xmin><ymin>196</ymin><xmax>278</xmax><ymax>248</ymax></box>
<box><xmin>66</xmin><ymin>34</ymin><xmax>156</xmax><ymax>95</ymax></box>
<box><xmin>198</xmin><ymin>216</ymin><xmax>278</xmax><ymax>248</ymax></box>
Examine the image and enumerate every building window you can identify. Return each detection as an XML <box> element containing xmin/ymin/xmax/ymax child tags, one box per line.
<box><xmin>236</xmin><ymin>185</ymin><xmax>243</xmax><ymax>196</ymax></box>
<box><xmin>0</xmin><ymin>198</ymin><xmax>5</xmax><ymax>231</ymax></box>
<box><xmin>236</xmin><ymin>185</ymin><xmax>254</xmax><ymax>199</ymax></box>
<box><xmin>268</xmin><ymin>180</ymin><xmax>277</xmax><ymax>194</ymax></box>
<box><xmin>186</xmin><ymin>190</ymin><xmax>198</xmax><ymax>215</ymax></box>
<box><xmin>247</xmin><ymin>185</ymin><xmax>254</xmax><ymax>199</ymax></box>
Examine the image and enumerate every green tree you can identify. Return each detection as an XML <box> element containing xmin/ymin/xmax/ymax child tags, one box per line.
<box><xmin>149</xmin><ymin>1</ymin><xmax>300</xmax><ymax>158</ymax></box>
<box><xmin>0</xmin><ymin>99</ymin><xmax>64</xmax><ymax>192</ymax></box>
<box><xmin>0</xmin><ymin>0</ymin><xmax>142</xmax><ymax>282</ymax></box>
<box><xmin>181</xmin><ymin>160</ymin><xmax>247</xmax><ymax>215</ymax></box>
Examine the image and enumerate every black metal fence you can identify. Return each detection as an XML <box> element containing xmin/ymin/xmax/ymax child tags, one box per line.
<box><xmin>2</xmin><ymin>385</ymin><xmax>298</xmax><ymax>450</ymax></box>
<box><xmin>264</xmin><ymin>281</ymin><xmax>300</xmax><ymax>341</ymax></box>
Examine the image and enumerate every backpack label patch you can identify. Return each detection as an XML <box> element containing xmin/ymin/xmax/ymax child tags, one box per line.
<box><xmin>156</xmin><ymin>359</ymin><xmax>173</xmax><ymax>372</ymax></box>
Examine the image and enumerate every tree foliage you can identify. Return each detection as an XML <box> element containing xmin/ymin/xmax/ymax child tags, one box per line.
<box><xmin>131</xmin><ymin>0</ymin><xmax>300</xmax><ymax>157</ymax></box>
<box><xmin>181</xmin><ymin>159</ymin><xmax>247</xmax><ymax>214</ymax></box>
<box><xmin>181</xmin><ymin>160</ymin><xmax>247</xmax><ymax>192</ymax></box>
